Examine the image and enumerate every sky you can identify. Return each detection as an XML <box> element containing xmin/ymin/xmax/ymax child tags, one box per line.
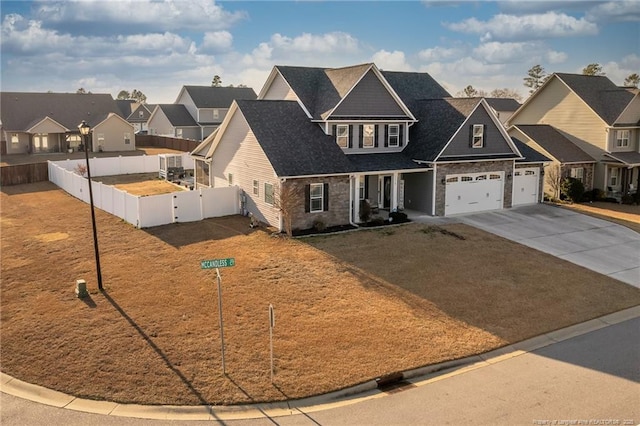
<box><xmin>1</xmin><ymin>0</ymin><xmax>639</xmax><ymax>104</ymax></box>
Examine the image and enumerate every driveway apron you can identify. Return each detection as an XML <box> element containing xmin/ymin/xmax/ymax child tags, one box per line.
<box><xmin>449</xmin><ymin>204</ymin><xmax>640</xmax><ymax>287</ymax></box>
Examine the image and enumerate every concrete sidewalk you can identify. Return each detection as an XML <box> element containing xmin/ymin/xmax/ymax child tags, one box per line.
<box><xmin>2</xmin><ymin>306</ymin><xmax>639</xmax><ymax>422</ymax></box>
<box><xmin>452</xmin><ymin>204</ymin><xmax>640</xmax><ymax>287</ymax></box>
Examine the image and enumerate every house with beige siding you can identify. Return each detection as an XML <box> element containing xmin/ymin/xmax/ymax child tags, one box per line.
<box><xmin>508</xmin><ymin>73</ymin><xmax>640</xmax><ymax>198</ymax></box>
<box><xmin>1</xmin><ymin>92</ymin><xmax>135</xmax><ymax>154</ymax></box>
<box><xmin>192</xmin><ymin>63</ymin><xmax>548</xmax><ymax>233</ymax></box>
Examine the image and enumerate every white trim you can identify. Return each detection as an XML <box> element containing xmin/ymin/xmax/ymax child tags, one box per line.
<box><xmin>26</xmin><ymin>116</ymin><xmax>69</xmax><ymax>133</ymax></box>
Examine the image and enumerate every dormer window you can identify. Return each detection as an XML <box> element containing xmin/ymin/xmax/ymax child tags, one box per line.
<box><xmin>388</xmin><ymin>125</ymin><xmax>399</xmax><ymax>147</ymax></box>
<box><xmin>336</xmin><ymin>125</ymin><xmax>349</xmax><ymax>148</ymax></box>
<box><xmin>472</xmin><ymin>124</ymin><xmax>484</xmax><ymax>148</ymax></box>
<box><xmin>363</xmin><ymin>124</ymin><xmax>375</xmax><ymax>148</ymax></box>
<box><xmin>615</xmin><ymin>130</ymin><xmax>629</xmax><ymax>147</ymax></box>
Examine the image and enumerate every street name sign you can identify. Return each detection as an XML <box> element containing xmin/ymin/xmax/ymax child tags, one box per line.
<box><xmin>201</xmin><ymin>258</ymin><xmax>235</xmax><ymax>269</ymax></box>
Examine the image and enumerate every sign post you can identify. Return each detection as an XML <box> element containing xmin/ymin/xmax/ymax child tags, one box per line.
<box><xmin>201</xmin><ymin>258</ymin><xmax>235</xmax><ymax>375</ymax></box>
<box><xmin>269</xmin><ymin>304</ymin><xmax>275</xmax><ymax>383</ymax></box>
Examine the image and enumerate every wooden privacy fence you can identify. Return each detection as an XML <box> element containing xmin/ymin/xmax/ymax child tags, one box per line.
<box><xmin>136</xmin><ymin>135</ymin><xmax>199</xmax><ymax>152</ymax></box>
<box><xmin>1</xmin><ymin>163</ymin><xmax>49</xmax><ymax>186</ymax></box>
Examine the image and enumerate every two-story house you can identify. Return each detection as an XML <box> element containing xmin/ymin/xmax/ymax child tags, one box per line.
<box><xmin>508</xmin><ymin>73</ymin><xmax>640</xmax><ymax>198</ymax></box>
<box><xmin>1</xmin><ymin>92</ymin><xmax>135</xmax><ymax>155</ymax></box>
<box><xmin>192</xmin><ymin>63</ymin><xmax>547</xmax><ymax>232</ymax></box>
<box><xmin>148</xmin><ymin>86</ymin><xmax>257</xmax><ymax>141</ymax></box>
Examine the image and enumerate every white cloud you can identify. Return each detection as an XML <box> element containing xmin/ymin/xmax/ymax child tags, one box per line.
<box><xmin>472</xmin><ymin>41</ymin><xmax>567</xmax><ymax>65</ymax></box>
<box><xmin>371</xmin><ymin>50</ymin><xmax>412</xmax><ymax>71</ymax></box>
<box><xmin>585</xmin><ymin>1</ymin><xmax>640</xmax><ymax>23</ymax></box>
<box><xmin>201</xmin><ymin>31</ymin><xmax>233</xmax><ymax>53</ymax></box>
<box><xmin>418</xmin><ymin>46</ymin><xmax>464</xmax><ymax>62</ymax></box>
<box><xmin>269</xmin><ymin>32</ymin><xmax>359</xmax><ymax>54</ymax></box>
<box><xmin>1</xmin><ymin>14</ymin><xmax>73</xmax><ymax>54</ymax></box>
<box><xmin>35</xmin><ymin>0</ymin><xmax>247</xmax><ymax>32</ymax></box>
<box><xmin>602</xmin><ymin>54</ymin><xmax>640</xmax><ymax>86</ymax></box>
<box><xmin>446</xmin><ymin>12</ymin><xmax>598</xmax><ymax>41</ymax></box>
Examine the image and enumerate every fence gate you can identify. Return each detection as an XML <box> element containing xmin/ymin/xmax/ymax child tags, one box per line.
<box><xmin>172</xmin><ymin>190</ymin><xmax>203</xmax><ymax>222</ymax></box>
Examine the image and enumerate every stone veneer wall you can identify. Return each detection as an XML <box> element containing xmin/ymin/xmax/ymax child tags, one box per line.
<box><xmin>285</xmin><ymin>176</ymin><xmax>351</xmax><ymax>232</ymax></box>
<box><xmin>434</xmin><ymin>160</ymin><xmax>515</xmax><ymax>216</ymax></box>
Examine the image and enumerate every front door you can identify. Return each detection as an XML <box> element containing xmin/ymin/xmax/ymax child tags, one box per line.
<box><xmin>383</xmin><ymin>176</ymin><xmax>391</xmax><ymax>208</ymax></box>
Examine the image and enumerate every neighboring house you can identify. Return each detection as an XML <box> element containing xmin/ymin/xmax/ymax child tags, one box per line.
<box><xmin>1</xmin><ymin>92</ymin><xmax>135</xmax><ymax>154</ymax></box>
<box><xmin>507</xmin><ymin>73</ymin><xmax>640</xmax><ymax>197</ymax></box>
<box><xmin>147</xmin><ymin>104</ymin><xmax>200</xmax><ymax>139</ymax></box>
<box><xmin>174</xmin><ymin>86</ymin><xmax>258</xmax><ymax>140</ymax></box>
<box><xmin>127</xmin><ymin>103</ymin><xmax>155</xmax><ymax>133</ymax></box>
<box><xmin>192</xmin><ymin>63</ymin><xmax>546</xmax><ymax>232</ymax></box>
<box><xmin>485</xmin><ymin>98</ymin><xmax>521</xmax><ymax>124</ymax></box>
<box><xmin>509</xmin><ymin>124</ymin><xmax>596</xmax><ymax>196</ymax></box>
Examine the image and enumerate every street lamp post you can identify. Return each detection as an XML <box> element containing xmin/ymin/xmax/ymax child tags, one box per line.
<box><xmin>78</xmin><ymin>120</ymin><xmax>103</xmax><ymax>291</ymax></box>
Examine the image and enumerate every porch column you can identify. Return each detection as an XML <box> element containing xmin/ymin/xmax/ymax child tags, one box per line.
<box><xmin>391</xmin><ymin>173</ymin><xmax>399</xmax><ymax>211</ymax></box>
<box><xmin>352</xmin><ymin>174</ymin><xmax>360</xmax><ymax>223</ymax></box>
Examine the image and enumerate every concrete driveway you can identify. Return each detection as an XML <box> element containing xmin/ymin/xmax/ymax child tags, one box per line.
<box><xmin>450</xmin><ymin>204</ymin><xmax>640</xmax><ymax>287</ymax></box>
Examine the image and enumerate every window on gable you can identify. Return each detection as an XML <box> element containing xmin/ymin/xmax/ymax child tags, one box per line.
<box><xmin>362</xmin><ymin>124</ymin><xmax>375</xmax><ymax>148</ymax></box>
<box><xmin>336</xmin><ymin>125</ymin><xmax>349</xmax><ymax>148</ymax></box>
<box><xmin>253</xmin><ymin>180</ymin><xmax>259</xmax><ymax>195</ymax></box>
<box><xmin>472</xmin><ymin>124</ymin><xmax>484</xmax><ymax>148</ymax></box>
<box><xmin>388</xmin><ymin>125</ymin><xmax>399</xmax><ymax>147</ymax></box>
<box><xmin>139</xmin><ymin>111</ymin><xmax>144</xmax><ymax>118</ymax></box>
<box><xmin>309</xmin><ymin>183</ymin><xmax>324</xmax><ymax>212</ymax></box>
<box><xmin>11</xmin><ymin>133</ymin><xmax>19</xmax><ymax>144</ymax></box>
<box><xmin>570</xmin><ymin>167</ymin><xmax>584</xmax><ymax>182</ymax></box>
<box><xmin>264</xmin><ymin>183</ymin><xmax>274</xmax><ymax>205</ymax></box>
<box><xmin>228</xmin><ymin>173</ymin><xmax>233</xmax><ymax>186</ymax></box>
<box><xmin>615</xmin><ymin>130</ymin><xmax>629</xmax><ymax>147</ymax></box>
<box><xmin>124</xmin><ymin>133</ymin><xmax>131</xmax><ymax>145</ymax></box>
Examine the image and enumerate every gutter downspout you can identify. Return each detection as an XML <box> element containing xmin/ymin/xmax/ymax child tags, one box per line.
<box><xmin>431</xmin><ymin>164</ymin><xmax>437</xmax><ymax>217</ymax></box>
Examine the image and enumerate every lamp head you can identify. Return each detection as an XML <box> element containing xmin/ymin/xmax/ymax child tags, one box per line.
<box><xmin>78</xmin><ymin>120</ymin><xmax>91</xmax><ymax>136</ymax></box>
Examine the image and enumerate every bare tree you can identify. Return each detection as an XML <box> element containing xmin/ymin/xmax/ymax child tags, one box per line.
<box><xmin>546</xmin><ymin>164</ymin><xmax>562</xmax><ymax>200</ymax></box>
<box><xmin>490</xmin><ymin>88</ymin><xmax>522</xmax><ymax>102</ymax></box>
<box><xmin>273</xmin><ymin>181</ymin><xmax>303</xmax><ymax>236</ymax></box>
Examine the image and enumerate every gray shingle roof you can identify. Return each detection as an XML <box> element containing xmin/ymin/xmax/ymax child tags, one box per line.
<box><xmin>511</xmin><ymin>137</ymin><xmax>552</xmax><ymax>163</ymax></box>
<box><xmin>403</xmin><ymin>97</ymin><xmax>480</xmax><ymax>162</ymax></box>
<box><xmin>555</xmin><ymin>73</ymin><xmax>635</xmax><ymax>125</ymax></box>
<box><xmin>235</xmin><ymin>100</ymin><xmax>354</xmax><ymax>177</ymax></box>
<box><xmin>347</xmin><ymin>153</ymin><xmax>425</xmax><ymax>173</ymax></box>
<box><xmin>603</xmin><ymin>151</ymin><xmax>640</xmax><ymax>167</ymax></box>
<box><xmin>1</xmin><ymin>92</ymin><xmax>123</xmax><ymax>131</ymax></box>
<box><xmin>183</xmin><ymin>86</ymin><xmax>257</xmax><ymax>109</ymax></box>
<box><xmin>381</xmin><ymin>70</ymin><xmax>451</xmax><ymax>111</ymax></box>
<box><xmin>156</xmin><ymin>104</ymin><xmax>198</xmax><ymax>127</ymax></box>
<box><xmin>514</xmin><ymin>124</ymin><xmax>595</xmax><ymax>163</ymax></box>
<box><xmin>485</xmin><ymin>97</ymin><xmax>520</xmax><ymax>112</ymax></box>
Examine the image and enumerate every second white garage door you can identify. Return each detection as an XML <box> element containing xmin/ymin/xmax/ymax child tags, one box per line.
<box><xmin>512</xmin><ymin>167</ymin><xmax>540</xmax><ymax>206</ymax></box>
<box><xmin>445</xmin><ymin>171</ymin><xmax>504</xmax><ymax>216</ymax></box>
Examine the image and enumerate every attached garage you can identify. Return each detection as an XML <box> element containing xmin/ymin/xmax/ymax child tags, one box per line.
<box><xmin>512</xmin><ymin>167</ymin><xmax>540</xmax><ymax>206</ymax></box>
<box><xmin>444</xmin><ymin>171</ymin><xmax>504</xmax><ymax>215</ymax></box>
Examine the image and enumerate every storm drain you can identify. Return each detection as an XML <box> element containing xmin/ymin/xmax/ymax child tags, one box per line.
<box><xmin>375</xmin><ymin>372</ymin><xmax>417</xmax><ymax>394</ymax></box>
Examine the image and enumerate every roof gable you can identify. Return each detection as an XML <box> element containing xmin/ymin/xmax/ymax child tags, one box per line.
<box><xmin>156</xmin><ymin>104</ymin><xmax>198</xmax><ymax>127</ymax></box>
<box><xmin>1</xmin><ymin>92</ymin><xmax>121</xmax><ymax>131</ymax></box>
<box><xmin>181</xmin><ymin>86</ymin><xmax>257</xmax><ymax>109</ymax></box>
<box><xmin>234</xmin><ymin>100</ymin><xmax>354</xmax><ymax>177</ymax></box>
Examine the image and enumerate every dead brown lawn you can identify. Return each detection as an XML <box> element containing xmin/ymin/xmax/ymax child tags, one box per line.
<box><xmin>558</xmin><ymin>201</ymin><xmax>640</xmax><ymax>233</ymax></box>
<box><xmin>94</xmin><ymin>173</ymin><xmax>185</xmax><ymax>196</ymax></box>
<box><xmin>1</xmin><ymin>182</ymin><xmax>639</xmax><ymax>406</ymax></box>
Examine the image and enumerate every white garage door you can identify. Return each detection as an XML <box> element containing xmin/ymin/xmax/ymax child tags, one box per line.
<box><xmin>512</xmin><ymin>167</ymin><xmax>539</xmax><ymax>206</ymax></box>
<box><xmin>445</xmin><ymin>171</ymin><xmax>504</xmax><ymax>216</ymax></box>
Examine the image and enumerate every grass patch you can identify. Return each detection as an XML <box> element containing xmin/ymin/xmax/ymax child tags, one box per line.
<box><xmin>1</xmin><ymin>182</ymin><xmax>639</xmax><ymax>406</ymax></box>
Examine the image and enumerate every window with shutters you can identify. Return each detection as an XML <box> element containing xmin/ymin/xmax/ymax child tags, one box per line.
<box><xmin>310</xmin><ymin>183</ymin><xmax>324</xmax><ymax>212</ymax></box>
<box><xmin>388</xmin><ymin>124</ymin><xmax>399</xmax><ymax>147</ymax></box>
<box><xmin>472</xmin><ymin>124</ymin><xmax>484</xmax><ymax>148</ymax></box>
<box><xmin>362</xmin><ymin>124</ymin><xmax>375</xmax><ymax>148</ymax></box>
<box><xmin>336</xmin><ymin>125</ymin><xmax>349</xmax><ymax>148</ymax></box>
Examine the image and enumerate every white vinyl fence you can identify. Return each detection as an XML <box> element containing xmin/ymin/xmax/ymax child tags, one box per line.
<box><xmin>48</xmin><ymin>155</ymin><xmax>240</xmax><ymax>228</ymax></box>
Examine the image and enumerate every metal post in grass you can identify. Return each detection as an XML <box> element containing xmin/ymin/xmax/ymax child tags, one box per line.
<box><xmin>78</xmin><ymin>120</ymin><xmax>103</xmax><ymax>291</ymax></box>
<box><xmin>269</xmin><ymin>304</ymin><xmax>275</xmax><ymax>383</ymax></box>
<box><xmin>216</xmin><ymin>267</ymin><xmax>226</xmax><ymax>375</ymax></box>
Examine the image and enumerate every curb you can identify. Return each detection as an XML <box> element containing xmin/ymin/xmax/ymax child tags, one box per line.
<box><xmin>2</xmin><ymin>305</ymin><xmax>639</xmax><ymax>421</ymax></box>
